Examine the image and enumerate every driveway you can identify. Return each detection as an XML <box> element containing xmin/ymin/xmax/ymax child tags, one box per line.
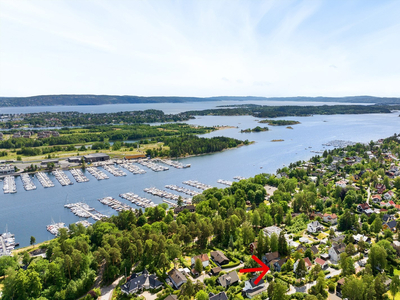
<box><xmin>141</xmin><ymin>291</ymin><xmax>158</xmax><ymax>300</ymax></box>
<box><xmin>99</xmin><ymin>276</ymin><xmax>124</xmax><ymax>300</ymax></box>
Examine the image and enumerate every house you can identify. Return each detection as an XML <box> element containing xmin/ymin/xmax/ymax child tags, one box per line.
<box><xmin>383</xmin><ymin>220</ymin><xmax>397</xmax><ymax>232</ymax></box>
<box><xmin>384</xmin><ymin>191</ymin><xmax>395</xmax><ymax>200</ymax></box>
<box><xmin>315</xmin><ymin>258</ymin><xmax>328</xmax><ymax>270</ymax></box>
<box><xmin>331</xmin><ymin>235</ymin><xmax>345</xmax><ymax>244</ymax></box>
<box><xmin>310</xmin><ymin>245</ymin><xmax>319</xmax><ymax>255</ymax></box>
<box><xmin>164</xmin><ymin>295</ymin><xmax>178</xmax><ymax>300</ymax></box>
<box><xmin>264</xmin><ymin>251</ymin><xmax>280</xmax><ymax>266</ymax></box>
<box><xmin>218</xmin><ymin>271</ymin><xmax>239</xmax><ymax>288</ymax></box>
<box><xmin>191</xmin><ymin>268</ymin><xmax>199</xmax><ymax>277</ymax></box>
<box><xmin>372</xmin><ymin>194</ymin><xmax>382</xmax><ymax>203</ymax></box>
<box><xmin>299</xmin><ymin>237</ymin><xmax>311</xmax><ymax>244</ymax></box>
<box><xmin>168</xmin><ymin>268</ymin><xmax>187</xmax><ymax>289</ymax></box>
<box><xmin>211</xmin><ymin>251</ymin><xmax>230</xmax><ymax>266</ymax></box>
<box><xmin>320</xmin><ymin>253</ymin><xmax>330</xmax><ymax>260</ymax></box>
<box><xmin>357</xmin><ymin>203</ymin><xmax>370</xmax><ymax>213</ymax></box>
<box><xmin>209</xmin><ymin>292</ymin><xmax>228</xmax><ymax>300</ymax></box>
<box><xmin>249</xmin><ymin>241</ymin><xmax>257</xmax><ymax>254</ymax></box>
<box><xmin>388</xmin><ymin>200</ymin><xmax>396</xmax><ymax>206</ymax></box>
<box><xmin>293</xmin><ymin>257</ymin><xmax>312</xmax><ymax>273</ymax></box>
<box><xmin>307</xmin><ymin>221</ymin><xmax>324</xmax><ymax>233</ymax></box>
<box><xmin>211</xmin><ymin>267</ymin><xmax>222</xmax><ymax>276</ymax></box>
<box><xmin>296</xmin><ymin>245</ymin><xmax>307</xmax><ymax>254</ymax></box>
<box><xmin>174</xmin><ymin>205</ymin><xmax>195</xmax><ymax>214</ymax></box>
<box><xmin>322</xmin><ymin>213</ymin><xmax>338</xmax><ymax>225</ymax></box>
<box><xmin>380</xmin><ymin>201</ymin><xmax>389</xmax><ymax>207</ymax></box>
<box><xmin>335</xmin><ymin>180</ymin><xmax>347</xmax><ymax>188</ymax></box>
<box><xmin>242</xmin><ymin>276</ymin><xmax>268</xmax><ymax>299</ymax></box>
<box><xmin>376</xmin><ymin>183</ymin><xmax>386</xmax><ymax>194</ymax></box>
<box><xmin>336</xmin><ymin>278</ymin><xmax>345</xmax><ymax>297</ymax></box>
<box><xmin>353</xmin><ymin>234</ymin><xmax>370</xmax><ymax>243</ymax></box>
<box><xmin>382</xmin><ymin>214</ymin><xmax>394</xmax><ymax>223</ymax></box>
<box><xmin>191</xmin><ymin>254</ymin><xmax>209</xmax><ymax>268</ymax></box>
<box><xmin>329</xmin><ymin>244</ymin><xmax>346</xmax><ymax>263</ymax></box>
<box><xmin>121</xmin><ymin>269</ymin><xmax>163</xmax><ymax>294</ymax></box>
<box><xmin>273</xmin><ymin>258</ymin><xmax>288</xmax><ymax>272</ymax></box>
<box><xmin>262</xmin><ymin>226</ymin><xmax>282</xmax><ymax>238</ymax></box>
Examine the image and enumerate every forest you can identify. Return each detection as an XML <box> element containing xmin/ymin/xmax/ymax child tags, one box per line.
<box><xmin>258</xmin><ymin>120</ymin><xmax>300</xmax><ymax>126</ymax></box>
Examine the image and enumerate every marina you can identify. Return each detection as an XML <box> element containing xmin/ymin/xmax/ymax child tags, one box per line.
<box><xmin>119</xmin><ymin>162</ymin><xmax>146</xmax><ymax>174</ymax></box>
<box><xmin>137</xmin><ymin>158</ymin><xmax>169</xmax><ymax>172</ymax></box>
<box><xmin>233</xmin><ymin>176</ymin><xmax>246</xmax><ymax>181</ymax></box>
<box><xmin>52</xmin><ymin>169</ymin><xmax>74</xmax><ymax>186</ymax></box>
<box><xmin>0</xmin><ymin>230</ymin><xmax>18</xmax><ymax>256</ymax></box>
<box><xmin>70</xmin><ymin>168</ymin><xmax>90</xmax><ymax>183</ymax></box>
<box><xmin>36</xmin><ymin>172</ymin><xmax>55</xmax><ymax>188</ymax></box>
<box><xmin>103</xmin><ymin>165</ymin><xmax>127</xmax><ymax>177</ymax></box>
<box><xmin>165</xmin><ymin>184</ymin><xmax>201</xmax><ymax>196</ymax></box>
<box><xmin>144</xmin><ymin>187</ymin><xmax>192</xmax><ymax>204</ymax></box>
<box><xmin>64</xmin><ymin>202</ymin><xmax>108</xmax><ymax>221</ymax></box>
<box><xmin>156</xmin><ymin>158</ymin><xmax>191</xmax><ymax>169</ymax></box>
<box><xmin>46</xmin><ymin>222</ymin><xmax>67</xmax><ymax>236</ymax></box>
<box><xmin>75</xmin><ymin>220</ymin><xmax>92</xmax><ymax>228</ymax></box>
<box><xmin>119</xmin><ymin>192</ymin><xmax>156</xmax><ymax>208</ymax></box>
<box><xmin>86</xmin><ymin>167</ymin><xmax>109</xmax><ymax>180</ymax></box>
<box><xmin>98</xmin><ymin>196</ymin><xmax>135</xmax><ymax>212</ymax></box>
<box><xmin>217</xmin><ymin>179</ymin><xmax>233</xmax><ymax>186</ymax></box>
<box><xmin>20</xmin><ymin>174</ymin><xmax>37</xmax><ymax>191</ymax></box>
<box><xmin>162</xmin><ymin>199</ymin><xmax>178</xmax><ymax>207</ymax></box>
<box><xmin>183</xmin><ymin>180</ymin><xmax>213</xmax><ymax>190</ymax></box>
<box><xmin>3</xmin><ymin>175</ymin><xmax>17</xmax><ymax>194</ymax></box>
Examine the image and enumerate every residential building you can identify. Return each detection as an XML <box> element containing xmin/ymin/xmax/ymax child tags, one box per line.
<box><xmin>218</xmin><ymin>271</ymin><xmax>239</xmax><ymax>288</ymax></box>
<box><xmin>383</xmin><ymin>220</ymin><xmax>397</xmax><ymax>232</ymax></box>
<box><xmin>209</xmin><ymin>292</ymin><xmax>228</xmax><ymax>300</ymax></box>
<box><xmin>168</xmin><ymin>268</ymin><xmax>187</xmax><ymax>289</ymax></box>
<box><xmin>249</xmin><ymin>241</ymin><xmax>257</xmax><ymax>254</ymax></box>
<box><xmin>273</xmin><ymin>258</ymin><xmax>288</xmax><ymax>272</ymax></box>
<box><xmin>376</xmin><ymin>183</ymin><xmax>386</xmax><ymax>194</ymax></box>
<box><xmin>191</xmin><ymin>254</ymin><xmax>209</xmax><ymax>268</ymax></box>
<box><xmin>121</xmin><ymin>269</ymin><xmax>163</xmax><ymax>295</ymax></box>
<box><xmin>307</xmin><ymin>221</ymin><xmax>324</xmax><ymax>233</ymax></box>
<box><xmin>336</xmin><ymin>278</ymin><xmax>345</xmax><ymax>297</ymax></box>
<box><xmin>322</xmin><ymin>213</ymin><xmax>338</xmax><ymax>225</ymax></box>
<box><xmin>262</xmin><ymin>226</ymin><xmax>282</xmax><ymax>238</ymax></box>
<box><xmin>315</xmin><ymin>258</ymin><xmax>328</xmax><ymax>270</ymax></box>
<box><xmin>293</xmin><ymin>257</ymin><xmax>312</xmax><ymax>273</ymax></box>
<box><xmin>329</xmin><ymin>244</ymin><xmax>346</xmax><ymax>263</ymax></box>
<box><xmin>242</xmin><ymin>276</ymin><xmax>268</xmax><ymax>299</ymax></box>
<box><xmin>174</xmin><ymin>205</ymin><xmax>195</xmax><ymax>214</ymax></box>
<box><xmin>211</xmin><ymin>251</ymin><xmax>230</xmax><ymax>266</ymax></box>
<box><xmin>357</xmin><ymin>203</ymin><xmax>370</xmax><ymax>213</ymax></box>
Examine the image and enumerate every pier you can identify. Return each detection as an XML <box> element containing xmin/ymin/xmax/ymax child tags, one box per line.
<box><xmin>98</xmin><ymin>196</ymin><xmax>134</xmax><ymax>212</ymax></box>
<box><xmin>165</xmin><ymin>184</ymin><xmax>200</xmax><ymax>196</ymax></box>
<box><xmin>52</xmin><ymin>170</ymin><xmax>74</xmax><ymax>186</ymax></box>
<box><xmin>3</xmin><ymin>175</ymin><xmax>17</xmax><ymax>194</ymax></box>
<box><xmin>120</xmin><ymin>192</ymin><xmax>156</xmax><ymax>208</ymax></box>
<box><xmin>155</xmin><ymin>158</ymin><xmax>190</xmax><ymax>169</ymax></box>
<box><xmin>86</xmin><ymin>167</ymin><xmax>109</xmax><ymax>180</ymax></box>
<box><xmin>137</xmin><ymin>158</ymin><xmax>169</xmax><ymax>172</ymax></box>
<box><xmin>183</xmin><ymin>180</ymin><xmax>213</xmax><ymax>190</ymax></box>
<box><xmin>36</xmin><ymin>172</ymin><xmax>55</xmax><ymax>188</ymax></box>
<box><xmin>103</xmin><ymin>165</ymin><xmax>127</xmax><ymax>177</ymax></box>
<box><xmin>46</xmin><ymin>222</ymin><xmax>67</xmax><ymax>236</ymax></box>
<box><xmin>64</xmin><ymin>202</ymin><xmax>108</xmax><ymax>220</ymax></box>
<box><xmin>21</xmin><ymin>174</ymin><xmax>37</xmax><ymax>191</ymax></box>
<box><xmin>70</xmin><ymin>169</ymin><xmax>89</xmax><ymax>183</ymax></box>
<box><xmin>119</xmin><ymin>162</ymin><xmax>146</xmax><ymax>174</ymax></box>
<box><xmin>217</xmin><ymin>179</ymin><xmax>233</xmax><ymax>186</ymax></box>
<box><xmin>144</xmin><ymin>187</ymin><xmax>192</xmax><ymax>203</ymax></box>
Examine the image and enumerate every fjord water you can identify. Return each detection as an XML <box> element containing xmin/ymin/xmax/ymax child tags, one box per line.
<box><xmin>1</xmin><ymin>111</ymin><xmax>399</xmax><ymax>247</ymax></box>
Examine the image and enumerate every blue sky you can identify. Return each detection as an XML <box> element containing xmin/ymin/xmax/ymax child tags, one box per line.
<box><xmin>0</xmin><ymin>0</ymin><xmax>399</xmax><ymax>97</ymax></box>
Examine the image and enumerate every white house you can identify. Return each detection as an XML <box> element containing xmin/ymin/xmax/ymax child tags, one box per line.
<box><xmin>263</xmin><ymin>226</ymin><xmax>282</xmax><ymax>238</ymax></box>
<box><xmin>329</xmin><ymin>244</ymin><xmax>346</xmax><ymax>263</ymax></box>
<box><xmin>322</xmin><ymin>213</ymin><xmax>338</xmax><ymax>225</ymax></box>
<box><xmin>243</xmin><ymin>276</ymin><xmax>268</xmax><ymax>299</ymax></box>
<box><xmin>191</xmin><ymin>254</ymin><xmax>209</xmax><ymax>268</ymax></box>
<box><xmin>307</xmin><ymin>221</ymin><xmax>324</xmax><ymax>233</ymax></box>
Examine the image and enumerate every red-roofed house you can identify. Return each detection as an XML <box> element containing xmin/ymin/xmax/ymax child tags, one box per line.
<box><xmin>372</xmin><ymin>194</ymin><xmax>382</xmax><ymax>203</ymax></box>
<box><xmin>249</xmin><ymin>241</ymin><xmax>258</xmax><ymax>254</ymax></box>
<box><xmin>357</xmin><ymin>203</ymin><xmax>370</xmax><ymax>213</ymax></box>
<box><xmin>376</xmin><ymin>183</ymin><xmax>386</xmax><ymax>194</ymax></box>
<box><xmin>294</xmin><ymin>257</ymin><xmax>313</xmax><ymax>273</ymax></box>
<box><xmin>315</xmin><ymin>258</ymin><xmax>328</xmax><ymax>270</ymax></box>
<box><xmin>389</xmin><ymin>200</ymin><xmax>396</xmax><ymax>206</ymax></box>
<box><xmin>322</xmin><ymin>213</ymin><xmax>338</xmax><ymax>225</ymax></box>
<box><xmin>191</xmin><ymin>254</ymin><xmax>210</xmax><ymax>268</ymax></box>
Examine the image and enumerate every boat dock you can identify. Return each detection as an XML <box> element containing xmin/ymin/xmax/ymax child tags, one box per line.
<box><xmin>137</xmin><ymin>158</ymin><xmax>169</xmax><ymax>172</ymax></box>
<box><xmin>70</xmin><ymin>169</ymin><xmax>89</xmax><ymax>183</ymax></box>
<box><xmin>119</xmin><ymin>163</ymin><xmax>146</xmax><ymax>174</ymax></box>
<box><xmin>21</xmin><ymin>174</ymin><xmax>36</xmax><ymax>191</ymax></box>
<box><xmin>36</xmin><ymin>172</ymin><xmax>55</xmax><ymax>188</ymax></box>
<box><xmin>3</xmin><ymin>175</ymin><xmax>17</xmax><ymax>194</ymax></box>
<box><xmin>0</xmin><ymin>231</ymin><xmax>17</xmax><ymax>256</ymax></box>
<box><xmin>64</xmin><ymin>202</ymin><xmax>108</xmax><ymax>220</ymax></box>
<box><xmin>183</xmin><ymin>180</ymin><xmax>213</xmax><ymax>190</ymax></box>
<box><xmin>47</xmin><ymin>222</ymin><xmax>67</xmax><ymax>236</ymax></box>
<box><xmin>52</xmin><ymin>170</ymin><xmax>74</xmax><ymax>186</ymax></box>
<box><xmin>217</xmin><ymin>179</ymin><xmax>233</xmax><ymax>186</ymax></box>
<box><xmin>155</xmin><ymin>158</ymin><xmax>190</xmax><ymax>169</ymax></box>
<box><xmin>144</xmin><ymin>187</ymin><xmax>192</xmax><ymax>203</ymax></box>
<box><xmin>162</xmin><ymin>199</ymin><xmax>178</xmax><ymax>207</ymax></box>
<box><xmin>86</xmin><ymin>167</ymin><xmax>109</xmax><ymax>180</ymax></box>
<box><xmin>75</xmin><ymin>220</ymin><xmax>92</xmax><ymax>228</ymax></box>
<box><xmin>165</xmin><ymin>184</ymin><xmax>200</xmax><ymax>196</ymax></box>
<box><xmin>233</xmin><ymin>176</ymin><xmax>246</xmax><ymax>181</ymax></box>
<box><xmin>103</xmin><ymin>165</ymin><xmax>127</xmax><ymax>177</ymax></box>
<box><xmin>119</xmin><ymin>192</ymin><xmax>156</xmax><ymax>208</ymax></box>
<box><xmin>98</xmin><ymin>196</ymin><xmax>134</xmax><ymax>212</ymax></box>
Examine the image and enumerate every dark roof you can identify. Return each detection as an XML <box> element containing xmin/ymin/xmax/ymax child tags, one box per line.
<box><xmin>121</xmin><ymin>269</ymin><xmax>162</xmax><ymax>294</ymax></box>
<box><xmin>164</xmin><ymin>295</ymin><xmax>178</xmax><ymax>300</ymax></box>
<box><xmin>83</xmin><ymin>153</ymin><xmax>109</xmax><ymax>158</ymax></box>
<box><xmin>296</xmin><ymin>245</ymin><xmax>307</xmax><ymax>252</ymax></box>
<box><xmin>249</xmin><ymin>276</ymin><xmax>265</xmax><ymax>288</ymax></box>
<box><xmin>174</xmin><ymin>205</ymin><xmax>195</xmax><ymax>214</ymax></box>
<box><xmin>382</xmin><ymin>214</ymin><xmax>391</xmax><ymax>222</ymax></box>
<box><xmin>211</xmin><ymin>267</ymin><xmax>221</xmax><ymax>275</ymax></box>
<box><xmin>275</xmin><ymin>257</ymin><xmax>287</xmax><ymax>267</ymax></box>
<box><xmin>310</xmin><ymin>245</ymin><xmax>319</xmax><ymax>255</ymax></box>
<box><xmin>265</xmin><ymin>251</ymin><xmax>279</xmax><ymax>262</ymax></box>
<box><xmin>332</xmin><ymin>244</ymin><xmax>346</xmax><ymax>254</ymax></box>
<box><xmin>218</xmin><ymin>271</ymin><xmax>239</xmax><ymax>288</ymax></box>
<box><xmin>168</xmin><ymin>269</ymin><xmax>186</xmax><ymax>287</ymax></box>
<box><xmin>193</xmin><ymin>253</ymin><xmax>209</xmax><ymax>262</ymax></box>
<box><xmin>386</xmin><ymin>220</ymin><xmax>397</xmax><ymax>229</ymax></box>
<box><xmin>209</xmin><ymin>292</ymin><xmax>228</xmax><ymax>300</ymax></box>
<box><xmin>211</xmin><ymin>251</ymin><xmax>230</xmax><ymax>265</ymax></box>
<box><xmin>331</xmin><ymin>235</ymin><xmax>345</xmax><ymax>243</ymax></box>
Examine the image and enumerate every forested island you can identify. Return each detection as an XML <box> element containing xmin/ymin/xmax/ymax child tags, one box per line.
<box><xmin>1</xmin><ymin>94</ymin><xmax>400</xmax><ymax>107</ymax></box>
<box><xmin>241</xmin><ymin>126</ymin><xmax>269</xmax><ymax>133</ymax></box>
<box><xmin>259</xmin><ymin>120</ymin><xmax>301</xmax><ymax>126</ymax></box>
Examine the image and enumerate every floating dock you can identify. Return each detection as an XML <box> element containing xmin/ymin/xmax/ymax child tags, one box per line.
<box><xmin>3</xmin><ymin>175</ymin><xmax>16</xmax><ymax>194</ymax></box>
<box><xmin>137</xmin><ymin>159</ymin><xmax>169</xmax><ymax>172</ymax></box>
<box><xmin>103</xmin><ymin>165</ymin><xmax>127</xmax><ymax>177</ymax></box>
<box><xmin>183</xmin><ymin>180</ymin><xmax>212</xmax><ymax>190</ymax></box>
<box><xmin>64</xmin><ymin>202</ymin><xmax>108</xmax><ymax>220</ymax></box>
<box><xmin>70</xmin><ymin>169</ymin><xmax>89</xmax><ymax>183</ymax></box>
<box><xmin>98</xmin><ymin>196</ymin><xmax>134</xmax><ymax>212</ymax></box>
<box><xmin>86</xmin><ymin>167</ymin><xmax>109</xmax><ymax>180</ymax></box>
<box><xmin>52</xmin><ymin>170</ymin><xmax>74</xmax><ymax>186</ymax></box>
<box><xmin>36</xmin><ymin>172</ymin><xmax>55</xmax><ymax>188</ymax></box>
<box><xmin>165</xmin><ymin>184</ymin><xmax>200</xmax><ymax>196</ymax></box>
<box><xmin>120</xmin><ymin>192</ymin><xmax>156</xmax><ymax>208</ymax></box>
<box><xmin>119</xmin><ymin>162</ymin><xmax>146</xmax><ymax>174</ymax></box>
<box><xmin>21</xmin><ymin>174</ymin><xmax>36</xmax><ymax>191</ymax></box>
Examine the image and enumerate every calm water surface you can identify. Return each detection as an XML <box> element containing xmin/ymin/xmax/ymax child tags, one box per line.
<box><xmin>1</xmin><ymin>111</ymin><xmax>399</xmax><ymax>247</ymax></box>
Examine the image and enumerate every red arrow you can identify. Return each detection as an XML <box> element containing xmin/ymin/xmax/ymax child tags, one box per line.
<box><xmin>239</xmin><ymin>255</ymin><xmax>270</xmax><ymax>285</ymax></box>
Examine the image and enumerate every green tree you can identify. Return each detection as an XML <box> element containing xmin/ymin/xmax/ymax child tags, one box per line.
<box><xmin>390</xmin><ymin>275</ymin><xmax>400</xmax><ymax>300</ymax></box>
<box><xmin>278</xmin><ymin>231</ymin><xmax>288</xmax><ymax>256</ymax></box>
<box><xmin>196</xmin><ymin>290</ymin><xmax>209</xmax><ymax>300</ymax></box>
<box><xmin>271</xmin><ymin>281</ymin><xmax>287</xmax><ymax>300</ymax></box>
<box><xmin>194</xmin><ymin>258</ymin><xmax>203</xmax><ymax>274</ymax></box>
<box><xmin>270</xmin><ymin>233</ymin><xmax>279</xmax><ymax>252</ymax></box>
<box><xmin>30</xmin><ymin>236</ymin><xmax>36</xmax><ymax>246</ymax></box>
<box><xmin>368</xmin><ymin>244</ymin><xmax>387</xmax><ymax>273</ymax></box>
<box><xmin>295</xmin><ymin>258</ymin><xmax>307</xmax><ymax>279</ymax></box>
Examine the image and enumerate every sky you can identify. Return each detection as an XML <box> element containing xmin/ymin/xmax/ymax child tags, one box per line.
<box><xmin>0</xmin><ymin>0</ymin><xmax>399</xmax><ymax>98</ymax></box>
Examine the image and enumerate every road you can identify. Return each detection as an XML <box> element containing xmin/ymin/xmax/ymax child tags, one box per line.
<box><xmin>99</xmin><ymin>276</ymin><xmax>124</xmax><ymax>300</ymax></box>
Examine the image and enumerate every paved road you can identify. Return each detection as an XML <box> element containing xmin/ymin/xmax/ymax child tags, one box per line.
<box><xmin>99</xmin><ymin>276</ymin><xmax>124</xmax><ymax>300</ymax></box>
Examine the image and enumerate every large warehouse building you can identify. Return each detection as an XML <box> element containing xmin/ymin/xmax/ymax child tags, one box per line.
<box><xmin>83</xmin><ymin>153</ymin><xmax>110</xmax><ymax>163</ymax></box>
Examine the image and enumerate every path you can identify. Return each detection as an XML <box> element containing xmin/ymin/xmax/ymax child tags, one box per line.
<box><xmin>99</xmin><ymin>275</ymin><xmax>124</xmax><ymax>300</ymax></box>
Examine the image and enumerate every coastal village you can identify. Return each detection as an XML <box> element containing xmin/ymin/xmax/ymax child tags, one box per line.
<box><xmin>2</xmin><ymin>135</ymin><xmax>400</xmax><ymax>300</ymax></box>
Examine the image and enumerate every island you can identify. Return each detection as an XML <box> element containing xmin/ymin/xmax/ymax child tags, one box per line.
<box><xmin>240</xmin><ymin>126</ymin><xmax>269</xmax><ymax>133</ymax></box>
<box><xmin>259</xmin><ymin>119</ymin><xmax>301</xmax><ymax>126</ymax></box>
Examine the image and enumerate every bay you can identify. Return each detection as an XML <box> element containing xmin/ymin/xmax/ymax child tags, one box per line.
<box><xmin>1</xmin><ymin>111</ymin><xmax>399</xmax><ymax>247</ymax></box>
